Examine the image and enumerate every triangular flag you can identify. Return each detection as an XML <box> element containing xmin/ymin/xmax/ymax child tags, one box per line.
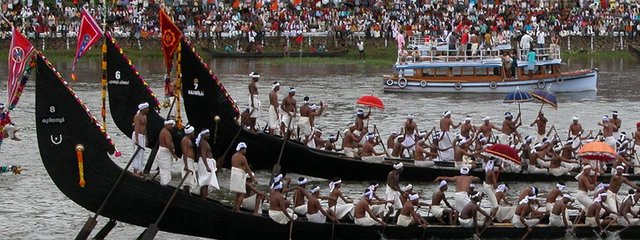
<box><xmin>159</xmin><ymin>8</ymin><xmax>183</xmax><ymax>72</ymax></box>
<box><xmin>7</xmin><ymin>26</ymin><xmax>35</xmax><ymax>108</ymax></box>
<box><xmin>71</xmin><ymin>9</ymin><xmax>103</xmax><ymax>80</ymax></box>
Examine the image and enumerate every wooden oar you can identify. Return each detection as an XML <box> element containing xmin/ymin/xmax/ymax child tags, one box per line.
<box><xmin>521</xmin><ymin>226</ymin><xmax>533</xmax><ymax>240</ymax></box>
<box><xmin>216</xmin><ymin>125</ymin><xmax>243</xmax><ymax>169</ymax></box>
<box><xmin>373</xmin><ymin>125</ymin><xmax>391</xmax><ymax>158</ymax></box>
<box><xmin>270</xmin><ymin>117</ymin><xmax>294</xmax><ymax>187</ymax></box>
<box><xmin>75</xmin><ymin>147</ymin><xmax>143</xmax><ymax>240</ymax></box>
<box><xmin>599</xmin><ymin>217</ymin><xmax>617</xmax><ymax>237</ymax></box>
<box><xmin>144</xmin><ymin>97</ymin><xmax>177</xmax><ymax>174</ymax></box>
<box><xmin>140</xmin><ymin>171</ymin><xmax>193</xmax><ymax>240</ymax></box>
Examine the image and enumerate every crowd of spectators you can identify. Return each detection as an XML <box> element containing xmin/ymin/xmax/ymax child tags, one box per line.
<box><xmin>2</xmin><ymin>0</ymin><xmax>640</xmax><ymax>46</ymax></box>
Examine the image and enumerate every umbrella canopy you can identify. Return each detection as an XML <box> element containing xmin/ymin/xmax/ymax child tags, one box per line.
<box><xmin>530</xmin><ymin>90</ymin><xmax>558</xmax><ymax>109</ymax></box>
<box><xmin>503</xmin><ymin>90</ymin><xmax>534</xmax><ymax>104</ymax></box>
<box><xmin>356</xmin><ymin>95</ymin><xmax>384</xmax><ymax>109</ymax></box>
<box><xmin>577</xmin><ymin>141</ymin><xmax>617</xmax><ymax>162</ymax></box>
<box><xmin>483</xmin><ymin>144</ymin><xmax>521</xmax><ymax>164</ymax></box>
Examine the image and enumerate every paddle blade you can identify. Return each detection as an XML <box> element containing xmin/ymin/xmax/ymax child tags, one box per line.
<box><xmin>140</xmin><ymin>224</ymin><xmax>159</xmax><ymax>240</ymax></box>
<box><xmin>74</xmin><ymin>216</ymin><xmax>97</xmax><ymax>240</ymax></box>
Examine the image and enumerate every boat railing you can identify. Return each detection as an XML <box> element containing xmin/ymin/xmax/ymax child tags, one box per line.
<box><xmin>517</xmin><ymin>47</ymin><xmax>561</xmax><ymax>62</ymax></box>
<box><xmin>399</xmin><ymin>48</ymin><xmax>504</xmax><ymax>63</ymax></box>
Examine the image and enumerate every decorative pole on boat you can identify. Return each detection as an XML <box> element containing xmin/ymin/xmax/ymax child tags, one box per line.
<box><xmin>159</xmin><ymin>7</ymin><xmax>184</xmax><ymax>128</ymax></box>
<box><xmin>100</xmin><ymin>0</ymin><xmax>108</xmax><ymax>129</ymax></box>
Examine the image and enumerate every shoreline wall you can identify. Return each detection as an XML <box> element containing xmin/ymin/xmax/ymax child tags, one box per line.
<box><xmin>0</xmin><ymin>35</ymin><xmax>637</xmax><ymax>53</ymax></box>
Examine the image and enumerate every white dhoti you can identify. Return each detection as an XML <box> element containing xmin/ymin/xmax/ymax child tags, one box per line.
<box><xmin>268</xmin><ymin>106</ymin><xmax>280</xmax><ymax>130</ymax></box>
<box><xmin>333</xmin><ymin>203</ymin><xmax>354</xmax><ymax>219</ymax></box>
<box><xmin>576</xmin><ymin>190</ymin><xmax>592</xmax><ymax>209</ymax></box>
<box><xmin>605</xmin><ymin>136</ymin><xmax>616</xmax><ymax>149</ymax></box>
<box><xmin>156</xmin><ymin>147</ymin><xmax>174</xmax><ymax>186</ymax></box>
<box><xmin>537</xmin><ymin>159</ymin><xmax>551</xmax><ymax>168</ymax></box>
<box><xmin>230</xmin><ymin>167</ymin><xmax>247</xmax><ymax>194</ymax></box>
<box><xmin>297</xmin><ymin>116</ymin><xmax>311</xmax><ymax>137</ymax></box>
<box><xmin>549</xmin><ymin>213</ymin><xmax>571</xmax><ymax>227</ymax></box>
<box><xmin>294</xmin><ymin>204</ymin><xmax>308</xmax><ymax>215</ymax></box>
<box><xmin>386</xmin><ymin>185</ymin><xmax>403</xmax><ymax>209</ymax></box>
<box><xmin>534</xmin><ymin>134</ymin><xmax>545</xmax><ymax>144</ymax></box>
<box><xmin>494</xmin><ymin>206</ymin><xmax>516</xmax><ymax>222</ymax></box>
<box><xmin>438</xmin><ymin>132</ymin><xmax>455</xmax><ymax>161</ymax></box>
<box><xmin>585</xmin><ymin>217</ymin><xmax>598</xmax><ymax>227</ymax></box>
<box><xmin>181</xmin><ymin>157</ymin><xmax>198</xmax><ymax>190</ymax></box>
<box><xmin>249</xmin><ymin>95</ymin><xmax>261</xmax><ymax>118</ymax></box>
<box><xmin>371</xmin><ymin>204</ymin><xmax>385</xmax><ymax>216</ymax></box>
<box><xmin>131</xmin><ymin>132</ymin><xmax>146</xmax><ymax>172</ymax></box>
<box><xmin>306</xmin><ymin>138</ymin><xmax>316</xmax><ymax>148</ymax></box>
<box><xmin>528</xmin><ymin>165</ymin><xmax>548</xmax><ymax>174</ymax></box>
<box><xmin>618</xmin><ymin>214</ymin><xmax>640</xmax><ymax>226</ymax></box>
<box><xmin>549</xmin><ymin>166</ymin><xmax>570</xmax><ymax>176</ymax></box>
<box><xmin>280</xmin><ymin>113</ymin><xmax>295</xmax><ymax>131</ymax></box>
<box><xmin>414</xmin><ymin>160</ymin><xmax>435</xmax><ymax>167</ymax></box>
<box><xmin>500</xmin><ymin>133</ymin><xmax>512</xmax><ymax>145</ymax></box>
<box><xmin>511</xmin><ymin>215</ymin><xmax>539</xmax><ymax>228</ymax></box>
<box><xmin>606</xmin><ymin>190</ymin><xmax>620</xmax><ymax>213</ymax></box>
<box><xmin>429</xmin><ymin>205</ymin><xmax>446</xmax><ymax>218</ymax></box>
<box><xmin>198</xmin><ymin>158</ymin><xmax>219</xmax><ymax>190</ymax></box>
<box><xmin>362</xmin><ymin>155</ymin><xmax>385</xmax><ymax>163</ymax></box>
<box><xmin>242</xmin><ymin>194</ymin><xmax>258</xmax><ymax>211</ymax></box>
<box><xmin>634</xmin><ymin>145</ymin><xmax>640</xmax><ymax>174</ymax></box>
<box><xmin>459</xmin><ymin>217</ymin><xmax>475</xmax><ymax>228</ymax></box>
<box><xmin>396</xmin><ymin>214</ymin><xmax>413</xmax><ymax>226</ymax></box>
<box><xmin>269</xmin><ymin>209</ymin><xmax>294</xmax><ymax>224</ymax></box>
<box><xmin>613</xmin><ymin>132</ymin><xmax>621</xmax><ymax>141</ymax></box>
<box><xmin>482</xmin><ymin>182</ymin><xmax>499</xmax><ymax>208</ymax></box>
<box><xmin>355</xmin><ymin>215</ymin><xmax>380</xmax><ymax>226</ymax></box>
<box><xmin>343</xmin><ymin>147</ymin><xmax>357</xmax><ymax>158</ymax></box>
<box><xmin>307</xmin><ymin>211</ymin><xmax>327</xmax><ymax>223</ymax></box>
<box><xmin>401</xmin><ymin>134</ymin><xmax>416</xmax><ymax>151</ymax></box>
<box><xmin>454</xmin><ymin>191</ymin><xmax>471</xmax><ymax>212</ymax></box>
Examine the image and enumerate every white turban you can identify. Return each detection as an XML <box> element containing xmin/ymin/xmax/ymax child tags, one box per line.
<box><xmin>439</xmin><ymin>180</ymin><xmax>448</xmax><ymax>189</ymax></box>
<box><xmin>465</xmin><ymin>116</ymin><xmax>472</xmax><ymax>121</ymax></box>
<box><xmin>164</xmin><ymin>119</ymin><xmax>175</xmax><ymax>126</ymax></box>
<box><xmin>368</xmin><ymin>182</ymin><xmax>379</xmax><ymax>191</ymax></box>
<box><xmin>562</xmin><ymin>194</ymin><xmax>574</xmax><ymax>200</ymax></box>
<box><xmin>236</xmin><ymin>142</ymin><xmax>247</xmax><ymax>151</ymax></box>
<box><xmin>407</xmin><ymin>114</ymin><xmax>414</xmax><ymax>119</ymax></box>
<box><xmin>362</xmin><ymin>189</ymin><xmax>374</xmax><ymax>199</ymax></box>
<box><xmin>572</xmin><ymin>116</ymin><xmax>579</xmax><ymax>121</ymax></box>
<box><xmin>272</xmin><ymin>181</ymin><xmax>283</xmax><ymax>190</ymax></box>
<box><xmin>310</xmin><ymin>104</ymin><xmax>318</xmax><ymax>110</ymax></box>
<box><xmin>298</xmin><ymin>177</ymin><xmax>308</xmax><ymax>186</ymax></box>
<box><xmin>272</xmin><ymin>81</ymin><xmax>280</xmax><ymax>90</ymax></box>
<box><xmin>471</xmin><ymin>192</ymin><xmax>482</xmax><ymax>199</ymax></box>
<box><xmin>409</xmin><ymin>193</ymin><xmax>420</xmax><ymax>201</ymax></box>
<box><xmin>393</xmin><ymin>162</ymin><xmax>403</xmax><ymax>169</ymax></box>
<box><xmin>525</xmin><ymin>135</ymin><xmax>535</xmax><ymax>143</ymax></box>
<box><xmin>443</xmin><ymin>110</ymin><xmax>451</xmax><ymax>117</ymax></box>
<box><xmin>138</xmin><ymin>102</ymin><xmax>150</xmax><ymax>110</ymax></box>
<box><xmin>288</xmin><ymin>87</ymin><xmax>296</xmax><ymax>93</ymax></box>
<box><xmin>482</xmin><ymin>116</ymin><xmax>490</xmax><ymax>121</ymax></box>
<box><xmin>460</xmin><ymin>167</ymin><xmax>470</xmax><ymax>175</ymax></box>
<box><xmin>184</xmin><ymin>126</ymin><xmax>195</xmax><ymax>135</ymax></box>
<box><xmin>612</xmin><ymin>111</ymin><xmax>619</xmax><ymax>116</ymax></box>
<box><xmin>273</xmin><ymin>174</ymin><xmax>283</xmax><ymax>183</ymax></box>
<box><xmin>496</xmin><ymin>183</ymin><xmax>509</xmax><ymax>193</ymax></box>
<box><xmin>594</xmin><ymin>193</ymin><xmax>607</xmax><ymax>203</ymax></box>
<box><xmin>402</xmin><ymin>184</ymin><xmax>413</xmax><ymax>192</ymax></box>
<box><xmin>603</xmin><ymin>115</ymin><xmax>609</xmax><ymax>121</ymax></box>
<box><xmin>504</xmin><ymin>112</ymin><xmax>513</xmax><ymax>118</ymax></box>
<box><xmin>195</xmin><ymin>129</ymin><xmax>210</xmax><ymax>147</ymax></box>
<box><xmin>249</xmin><ymin>72</ymin><xmax>260</xmax><ymax>79</ymax></box>
<box><xmin>329</xmin><ymin>179</ymin><xmax>342</xmax><ymax>192</ymax></box>
<box><xmin>309</xmin><ymin>186</ymin><xmax>320</xmax><ymax>194</ymax></box>
<box><xmin>556</xmin><ymin>182</ymin><xmax>566</xmax><ymax>191</ymax></box>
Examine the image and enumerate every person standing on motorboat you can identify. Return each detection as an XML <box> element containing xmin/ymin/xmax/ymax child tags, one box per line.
<box><xmin>247</xmin><ymin>72</ymin><xmax>261</xmax><ymax>132</ymax></box>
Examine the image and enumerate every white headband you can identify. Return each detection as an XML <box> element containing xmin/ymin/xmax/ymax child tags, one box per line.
<box><xmin>249</xmin><ymin>72</ymin><xmax>260</xmax><ymax>79</ymax></box>
<box><xmin>460</xmin><ymin>167</ymin><xmax>470</xmax><ymax>175</ymax></box>
<box><xmin>393</xmin><ymin>162</ymin><xmax>403</xmax><ymax>169</ymax></box>
<box><xmin>288</xmin><ymin>87</ymin><xmax>296</xmax><ymax>93</ymax></box>
<box><xmin>185</xmin><ymin>126</ymin><xmax>195</xmax><ymax>135</ymax></box>
<box><xmin>483</xmin><ymin>116</ymin><xmax>490</xmax><ymax>121</ymax></box>
<box><xmin>236</xmin><ymin>142</ymin><xmax>247</xmax><ymax>151</ymax></box>
<box><xmin>496</xmin><ymin>184</ymin><xmax>508</xmax><ymax>193</ymax></box>
<box><xmin>617</xmin><ymin>165</ymin><xmax>625</xmax><ymax>171</ymax></box>
<box><xmin>298</xmin><ymin>177</ymin><xmax>308</xmax><ymax>186</ymax></box>
<box><xmin>556</xmin><ymin>183</ymin><xmax>565</xmax><ymax>191</ymax></box>
<box><xmin>138</xmin><ymin>102</ymin><xmax>150</xmax><ymax>110</ymax></box>
<box><xmin>272</xmin><ymin>81</ymin><xmax>280</xmax><ymax>90</ymax></box>
<box><xmin>562</xmin><ymin>194</ymin><xmax>573</xmax><ymax>200</ymax></box>
<box><xmin>612</xmin><ymin>111</ymin><xmax>618</xmax><ymax>115</ymax></box>
<box><xmin>273</xmin><ymin>174</ymin><xmax>283</xmax><ymax>183</ymax></box>
<box><xmin>362</xmin><ymin>189</ymin><xmax>374</xmax><ymax>199</ymax></box>
<box><xmin>195</xmin><ymin>129</ymin><xmax>209</xmax><ymax>147</ymax></box>
<box><xmin>164</xmin><ymin>119</ymin><xmax>175</xmax><ymax>125</ymax></box>
<box><xmin>409</xmin><ymin>193</ymin><xmax>420</xmax><ymax>201</ymax></box>
<box><xmin>603</xmin><ymin>115</ymin><xmax>609</xmax><ymax>121</ymax></box>
<box><xmin>443</xmin><ymin>110</ymin><xmax>451</xmax><ymax>117</ymax></box>
<box><xmin>471</xmin><ymin>192</ymin><xmax>481</xmax><ymax>199</ymax></box>
<box><xmin>329</xmin><ymin>179</ymin><xmax>342</xmax><ymax>192</ymax></box>
<box><xmin>504</xmin><ymin>112</ymin><xmax>513</xmax><ymax>118</ymax></box>
<box><xmin>519</xmin><ymin>197</ymin><xmax>530</xmax><ymax>205</ymax></box>
<box><xmin>439</xmin><ymin>180</ymin><xmax>447</xmax><ymax>189</ymax></box>
<box><xmin>572</xmin><ymin>116</ymin><xmax>579</xmax><ymax>121</ymax></box>
<box><xmin>407</xmin><ymin>114</ymin><xmax>414</xmax><ymax>119</ymax></box>
<box><xmin>272</xmin><ymin>181</ymin><xmax>283</xmax><ymax>190</ymax></box>
<box><xmin>465</xmin><ymin>116</ymin><xmax>472</xmax><ymax>121</ymax></box>
<box><xmin>402</xmin><ymin>184</ymin><xmax>413</xmax><ymax>192</ymax></box>
<box><xmin>310</xmin><ymin>186</ymin><xmax>320</xmax><ymax>194</ymax></box>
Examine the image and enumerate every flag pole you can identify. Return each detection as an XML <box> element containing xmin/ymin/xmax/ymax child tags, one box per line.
<box><xmin>175</xmin><ymin>41</ymin><xmax>182</xmax><ymax>129</ymax></box>
<box><xmin>101</xmin><ymin>0</ymin><xmax>108</xmax><ymax>130</ymax></box>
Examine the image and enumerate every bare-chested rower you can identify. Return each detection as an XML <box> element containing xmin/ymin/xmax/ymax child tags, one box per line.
<box><xmin>549</xmin><ymin>194</ymin><xmax>574</xmax><ymax>228</ymax></box>
<box><xmin>617</xmin><ymin>189</ymin><xmax>640</xmax><ymax>226</ymax></box>
<box><xmin>439</xmin><ymin>110</ymin><xmax>461</xmax><ymax>145</ymax></box>
<box><xmin>435</xmin><ymin>167</ymin><xmax>481</xmax><ymax>212</ymax></box>
<box><xmin>354</xmin><ymin>109</ymin><xmax>370</xmax><ymax>138</ymax></box>
<box><xmin>612</xmin><ymin>111</ymin><xmax>622</xmax><ymax>139</ymax></box>
<box><xmin>180</xmin><ymin>126</ymin><xmax>197</xmax><ymax>193</ymax></box>
<box><xmin>397</xmin><ymin>193</ymin><xmax>428</xmax><ymax>227</ymax></box>
<box><xmin>568</xmin><ymin>116</ymin><xmax>583</xmax><ymax>139</ymax></box>
<box><xmin>530</xmin><ymin>111</ymin><xmax>548</xmax><ymax>144</ymax></box>
<box><xmin>477</xmin><ymin>116</ymin><xmax>501</xmax><ymax>142</ymax></box>
<box><xmin>342</xmin><ymin>124</ymin><xmax>365</xmax><ymax>158</ymax></box>
<box><xmin>267</xmin><ymin>81</ymin><xmax>280</xmax><ymax>135</ymax></box>
<box><xmin>305</xmin><ymin>185</ymin><xmax>338</xmax><ymax>223</ymax></box>
<box><xmin>354</xmin><ymin>189</ymin><xmax>387</xmax><ymax>226</ymax></box>
<box><xmin>306</xmin><ymin>103</ymin><xmax>327</xmax><ymax>140</ymax></box>
<box><xmin>132</xmin><ymin>102</ymin><xmax>149</xmax><ymax>177</ymax></box>
<box><xmin>545</xmin><ymin>182</ymin><xmax>566</xmax><ymax>213</ymax></box>
<box><xmin>606</xmin><ymin>165</ymin><xmax>640</xmax><ymax>213</ymax></box>
<box><xmin>432</xmin><ymin>180</ymin><xmax>456</xmax><ymax>224</ymax></box>
<box><xmin>400</xmin><ymin>115</ymin><xmax>418</xmax><ymax>155</ymax></box>
<box><xmin>248</xmin><ymin>72</ymin><xmax>260</xmax><ymax>132</ymax></box>
<box><xmin>231</xmin><ymin>142</ymin><xmax>256</xmax><ymax>212</ymax></box>
<box><xmin>501</xmin><ymin>112</ymin><xmax>521</xmax><ymax>145</ymax></box>
<box><xmin>599</xmin><ymin>115</ymin><xmax>616</xmax><ymax>149</ymax></box>
<box><xmin>156</xmin><ymin>120</ymin><xmax>178</xmax><ymax>185</ymax></box>
<box><xmin>458</xmin><ymin>192</ymin><xmax>492</xmax><ymax>233</ymax></box>
<box><xmin>585</xmin><ymin>193</ymin><xmax>616</xmax><ymax>230</ymax></box>
<box><xmin>460</xmin><ymin>116</ymin><xmax>476</xmax><ymax>139</ymax></box>
<box><xmin>576</xmin><ymin>164</ymin><xmax>596</xmax><ymax>209</ymax></box>
<box><xmin>280</xmin><ymin>87</ymin><xmax>297</xmax><ymax>136</ymax></box>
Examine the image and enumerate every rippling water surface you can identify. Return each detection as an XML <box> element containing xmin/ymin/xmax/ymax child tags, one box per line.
<box><xmin>0</xmin><ymin>52</ymin><xmax>639</xmax><ymax>239</ymax></box>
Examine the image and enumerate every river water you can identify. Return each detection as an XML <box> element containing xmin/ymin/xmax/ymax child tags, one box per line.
<box><xmin>0</xmin><ymin>53</ymin><xmax>639</xmax><ymax>239</ymax></box>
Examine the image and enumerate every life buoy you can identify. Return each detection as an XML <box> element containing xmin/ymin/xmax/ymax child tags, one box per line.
<box><xmin>556</xmin><ymin>76</ymin><xmax>564</xmax><ymax>84</ymax></box>
<box><xmin>454</xmin><ymin>82</ymin><xmax>462</xmax><ymax>90</ymax></box>
<box><xmin>420</xmin><ymin>80</ymin><xmax>428</xmax><ymax>88</ymax></box>
<box><xmin>386</xmin><ymin>79</ymin><xmax>394</xmax><ymax>86</ymax></box>
<box><xmin>489</xmin><ymin>81</ymin><xmax>498</xmax><ymax>89</ymax></box>
<box><xmin>398</xmin><ymin>77</ymin><xmax>408</xmax><ymax>88</ymax></box>
<box><xmin>537</xmin><ymin>80</ymin><xmax>546</xmax><ymax>89</ymax></box>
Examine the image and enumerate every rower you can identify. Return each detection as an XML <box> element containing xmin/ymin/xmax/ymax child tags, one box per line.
<box><xmin>568</xmin><ymin>116</ymin><xmax>583</xmax><ymax>139</ymax></box>
<box><xmin>267</xmin><ymin>81</ymin><xmax>280</xmax><ymax>135</ymax></box>
<box><xmin>599</xmin><ymin>115</ymin><xmax>616</xmax><ymax>149</ymax></box>
<box><xmin>269</xmin><ymin>180</ymin><xmax>296</xmax><ymax>224</ymax></box>
<box><xmin>431</xmin><ymin>180</ymin><xmax>456</xmax><ymax>224</ymax></box>
<box><xmin>512</xmin><ymin>195</ymin><xmax>541</xmax><ymax>230</ymax></box>
<box><xmin>386</xmin><ymin>163</ymin><xmax>404</xmax><ymax>218</ymax></box>
<box><xmin>397</xmin><ymin>193</ymin><xmax>428</xmax><ymax>227</ymax></box>
<box><xmin>415</xmin><ymin>140</ymin><xmax>437</xmax><ymax>167</ymax></box>
<box><xmin>435</xmin><ymin>167</ymin><xmax>481</xmax><ymax>212</ymax></box>
<box><xmin>307</xmin><ymin>102</ymin><xmax>327</xmax><ymax>137</ymax></box>
<box><xmin>293</xmin><ymin>177</ymin><xmax>309</xmax><ymax>216</ymax></box>
<box><xmin>400</xmin><ymin>114</ymin><xmax>418</xmax><ymax>156</ymax></box>
<box><xmin>545</xmin><ymin>182</ymin><xmax>565</xmax><ymax>213</ymax></box>
<box><xmin>528</xmin><ymin>141</ymin><xmax>550</xmax><ymax>174</ymax></box>
<box><xmin>634</xmin><ymin>122</ymin><xmax>640</xmax><ymax>173</ymax></box>
<box><xmin>361</xmin><ymin>133</ymin><xmax>385</xmax><ymax>163</ymax></box>
<box><xmin>280</xmin><ymin>87</ymin><xmax>296</xmax><ymax>136</ymax></box>
<box><xmin>529</xmin><ymin>111</ymin><xmax>548</xmax><ymax>144</ymax></box>
<box><xmin>548</xmin><ymin>194</ymin><xmax>574</xmax><ymax>228</ymax></box>
<box><xmin>306</xmin><ymin>185</ymin><xmax>338</xmax><ymax>223</ymax></box>
<box><xmin>367</xmin><ymin>182</ymin><xmax>394</xmax><ymax>217</ymax></box>
<box><xmin>547</xmin><ymin>144</ymin><xmax>579</xmax><ymax>176</ymax></box>
<box><xmin>131</xmin><ymin>102</ymin><xmax>149</xmax><ymax>177</ymax></box>
<box><xmin>438</xmin><ymin>111</ymin><xmax>459</xmax><ymax>161</ymax></box>
<box><xmin>306</xmin><ymin>128</ymin><xmax>327</xmax><ymax>149</ymax></box>
<box><xmin>460</xmin><ymin>116</ymin><xmax>476</xmax><ymax>139</ymax></box>
<box><xmin>231</xmin><ymin>142</ymin><xmax>256</xmax><ymax>212</ymax></box>
<box><xmin>386</xmin><ymin>131</ymin><xmax>399</xmax><ymax>156</ymax></box>
<box><xmin>576</xmin><ymin>164</ymin><xmax>596</xmax><ymax>209</ymax></box>
<box><xmin>354</xmin><ymin>109</ymin><xmax>370</xmax><ymax>141</ymax></box>
<box><xmin>617</xmin><ymin>189</ymin><xmax>640</xmax><ymax>226</ymax></box>
<box><xmin>481</xmin><ymin>157</ymin><xmax>500</xmax><ymax>218</ymax></box>
<box><xmin>342</xmin><ymin>123</ymin><xmax>364</xmax><ymax>158</ymax></box>
<box><xmin>454</xmin><ymin>137</ymin><xmax>478</xmax><ymax>168</ymax></box>
<box><xmin>354</xmin><ymin>188</ymin><xmax>387</xmax><ymax>226</ymax></box>
<box><xmin>241</xmin><ymin>176</ymin><xmax>266</xmax><ymax>215</ymax></box>
<box><xmin>501</xmin><ymin>111</ymin><xmax>521</xmax><ymax>145</ymax></box>
<box><xmin>606</xmin><ymin>165</ymin><xmax>640</xmax><ymax>213</ymax></box>
<box><xmin>517</xmin><ymin>186</ymin><xmax>540</xmax><ymax>203</ymax></box>
<box><xmin>327</xmin><ymin>177</ymin><xmax>355</xmax><ymax>220</ymax></box>
<box><xmin>324</xmin><ymin>134</ymin><xmax>341</xmax><ymax>152</ymax></box>
<box><xmin>180</xmin><ymin>126</ymin><xmax>197</xmax><ymax>194</ymax></box>
<box><xmin>611</xmin><ymin>111</ymin><xmax>622</xmax><ymax>140</ymax></box>
<box><xmin>247</xmin><ymin>72</ymin><xmax>260</xmax><ymax>132</ymax></box>
<box><xmin>196</xmin><ymin>129</ymin><xmax>219</xmax><ymax>200</ymax></box>
<box><xmin>495</xmin><ymin>183</ymin><xmax>513</xmax><ymax>206</ymax></box>
<box><xmin>585</xmin><ymin>193</ymin><xmax>616</xmax><ymax>231</ymax></box>
<box><xmin>458</xmin><ymin>192</ymin><xmax>492</xmax><ymax>233</ymax></box>
<box><xmin>477</xmin><ymin>116</ymin><xmax>501</xmax><ymax>142</ymax></box>
<box><xmin>298</xmin><ymin>96</ymin><xmax>312</xmax><ymax>139</ymax></box>
<box><xmin>156</xmin><ymin>120</ymin><xmax>178</xmax><ymax>185</ymax></box>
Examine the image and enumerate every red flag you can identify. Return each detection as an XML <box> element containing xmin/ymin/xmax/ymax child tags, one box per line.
<box><xmin>295</xmin><ymin>34</ymin><xmax>303</xmax><ymax>44</ymax></box>
<box><xmin>159</xmin><ymin>8</ymin><xmax>183</xmax><ymax>71</ymax></box>
<box><xmin>293</xmin><ymin>0</ymin><xmax>302</xmax><ymax>5</ymax></box>
<box><xmin>232</xmin><ymin>0</ymin><xmax>240</xmax><ymax>9</ymax></box>
<box><xmin>72</xmin><ymin>9</ymin><xmax>103</xmax><ymax>80</ymax></box>
<box><xmin>7</xmin><ymin>27</ymin><xmax>35</xmax><ymax>106</ymax></box>
<box><xmin>271</xmin><ymin>1</ymin><xmax>278</xmax><ymax>11</ymax></box>
<box><xmin>256</xmin><ymin>0</ymin><xmax>263</xmax><ymax>8</ymax></box>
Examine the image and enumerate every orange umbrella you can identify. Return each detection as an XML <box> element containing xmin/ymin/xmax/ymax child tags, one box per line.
<box><xmin>577</xmin><ymin>141</ymin><xmax>617</xmax><ymax>162</ymax></box>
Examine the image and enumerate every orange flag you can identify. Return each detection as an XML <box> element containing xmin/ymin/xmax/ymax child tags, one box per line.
<box><xmin>270</xmin><ymin>1</ymin><xmax>278</xmax><ymax>11</ymax></box>
<box><xmin>159</xmin><ymin>8</ymin><xmax>183</xmax><ymax>71</ymax></box>
<box><xmin>232</xmin><ymin>0</ymin><xmax>240</xmax><ymax>9</ymax></box>
<box><xmin>293</xmin><ymin>0</ymin><xmax>302</xmax><ymax>5</ymax></box>
<box><xmin>256</xmin><ymin>0</ymin><xmax>263</xmax><ymax>8</ymax></box>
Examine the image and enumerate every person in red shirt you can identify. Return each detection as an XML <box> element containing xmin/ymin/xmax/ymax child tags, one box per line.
<box><xmin>0</xmin><ymin>103</ymin><xmax>20</xmax><ymax>141</ymax></box>
<box><xmin>460</xmin><ymin>29</ymin><xmax>470</xmax><ymax>57</ymax></box>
